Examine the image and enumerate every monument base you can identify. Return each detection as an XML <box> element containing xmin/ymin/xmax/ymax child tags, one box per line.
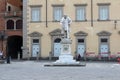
<box><xmin>53</xmin><ymin>38</ymin><xmax>79</xmax><ymax>65</ymax></box>
<box><xmin>54</xmin><ymin>54</ymin><xmax>79</xmax><ymax>64</ymax></box>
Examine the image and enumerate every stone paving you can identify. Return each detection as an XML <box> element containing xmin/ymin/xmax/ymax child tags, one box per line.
<box><xmin>0</xmin><ymin>61</ymin><xmax>120</xmax><ymax>80</ymax></box>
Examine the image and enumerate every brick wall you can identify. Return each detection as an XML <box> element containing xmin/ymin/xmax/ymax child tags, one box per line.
<box><xmin>0</xmin><ymin>0</ymin><xmax>23</xmax><ymax>56</ymax></box>
<box><xmin>0</xmin><ymin>0</ymin><xmax>6</xmax><ymax>30</ymax></box>
<box><xmin>7</xmin><ymin>0</ymin><xmax>22</xmax><ymax>9</ymax></box>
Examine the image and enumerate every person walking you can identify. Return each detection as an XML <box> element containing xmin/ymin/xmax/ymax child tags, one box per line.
<box><xmin>0</xmin><ymin>51</ymin><xmax>3</xmax><ymax>59</ymax></box>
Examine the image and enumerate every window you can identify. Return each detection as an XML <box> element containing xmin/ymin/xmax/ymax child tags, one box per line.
<box><xmin>99</xmin><ymin>5</ymin><xmax>109</xmax><ymax>20</ymax></box>
<box><xmin>101</xmin><ymin>38</ymin><xmax>108</xmax><ymax>43</ymax></box>
<box><xmin>20</xmin><ymin>5</ymin><xmax>23</xmax><ymax>10</ymax></box>
<box><xmin>76</xmin><ymin>6</ymin><xmax>86</xmax><ymax>21</ymax></box>
<box><xmin>7</xmin><ymin>20</ymin><xmax>14</xmax><ymax>29</ymax></box>
<box><xmin>31</xmin><ymin>7</ymin><xmax>41</xmax><ymax>22</ymax></box>
<box><xmin>7</xmin><ymin>20</ymin><xmax>23</xmax><ymax>30</ymax></box>
<box><xmin>78</xmin><ymin>39</ymin><xmax>84</xmax><ymax>43</ymax></box>
<box><xmin>54</xmin><ymin>38</ymin><xmax>61</xmax><ymax>43</ymax></box>
<box><xmin>33</xmin><ymin>39</ymin><xmax>39</xmax><ymax>43</ymax></box>
<box><xmin>53</xmin><ymin>6</ymin><xmax>63</xmax><ymax>21</ymax></box>
<box><xmin>16</xmin><ymin>20</ymin><xmax>22</xmax><ymax>29</ymax></box>
<box><xmin>8</xmin><ymin>6</ymin><xmax>11</xmax><ymax>12</ymax></box>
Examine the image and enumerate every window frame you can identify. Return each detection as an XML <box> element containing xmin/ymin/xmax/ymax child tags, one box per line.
<box><xmin>6</xmin><ymin>20</ymin><xmax>15</xmax><ymax>30</ymax></box>
<box><xmin>31</xmin><ymin>6</ymin><xmax>41</xmax><ymax>22</ymax></box>
<box><xmin>52</xmin><ymin>5</ymin><xmax>64</xmax><ymax>22</ymax></box>
<box><xmin>98</xmin><ymin>4</ymin><xmax>110</xmax><ymax>21</ymax></box>
<box><xmin>8</xmin><ymin>6</ymin><xmax>11</xmax><ymax>12</ymax></box>
<box><xmin>75</xmin><ymin>6</ymin><xmax>86</xmax><ymax>21</ymax></box>
<box><xmin>16</xmin><ymin>20</ymin><xmax>23</xmax><ymax>29</ymax></box>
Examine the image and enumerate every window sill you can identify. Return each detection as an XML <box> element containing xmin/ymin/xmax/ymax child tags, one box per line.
<box><xmin>6</xmin><ymin>29</ymin><xmax>22</xmax><ymax>31</ymax></box>
<box><xmin>52</xmin><ymin>20</ymin><xmax>60</xmax><ymax>22</ymax></box>
<box><xmin>97</xmin><ymin>19</ymin><xmax>111</xmax><ymax>21</ymax></box>
<box><xmin>30</xmin><ymin>21</ymin><xmax>42</xmax><ymax>23</ymax></box>
<box><xmin>75</xmin><ymin>20</ymin><xmax>87</xmax><ymax>22</ymax></box>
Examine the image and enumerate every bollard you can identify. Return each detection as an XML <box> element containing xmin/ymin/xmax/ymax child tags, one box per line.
<box><xmin>27</xmin><ymin>52</ymin><xmax>30</xmax><ymax>60</ymax></box>
<box><xmin>36</xmin><ymin>52</ymin><xmax>39</xmax><ymax>61</ymax></box>
<box><xmin>49</xmin><ymin>52</ymin><xmax>52</xmax><ymax>61</ymax></box>
<box><xmin>6</xmin><ymin>56</ymin><xmax>11</xmax><ymax>64</ymax></box>
<box><xmin>18</xmin><ymin>52</ymin><xmax>20</xmax><ymax>60</ymax></box>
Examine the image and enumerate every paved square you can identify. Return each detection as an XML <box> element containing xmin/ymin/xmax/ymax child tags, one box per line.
<box><xmin>0</xmin><ymin>61</ymin><xmax>120</xmax><ymax>80</ymax></box>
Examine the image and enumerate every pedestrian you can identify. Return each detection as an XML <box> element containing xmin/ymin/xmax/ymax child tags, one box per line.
<box><xmin>78</xmin><ymin>54</ymin><xmax>81</xmax><ymax>62</ymax></box>
<box><xmin>76</xmin><ymin>54</ymin><xmax>81</xmax><ymax>61</ymax></box>
<box><xmin>0</xmin><ymin>51</ymin><xmax>3</xmax><ymax>59</ymax></box>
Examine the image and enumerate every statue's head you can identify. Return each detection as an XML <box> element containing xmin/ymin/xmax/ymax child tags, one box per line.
<box><xmin>63</xmin><ymin>15</ymin><xmax>67</xmax><ymax>19</ymax></box>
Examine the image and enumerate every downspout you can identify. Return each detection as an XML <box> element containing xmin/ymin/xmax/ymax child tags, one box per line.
<box><xmin>46</xmin><ymin>0</ymin><xmax>48</xmax><ymax>27</ymax></box>
<box><xmin>91</xmin><ymin>0</ymin><xmax>93</xmax><ymax>27</ymax></box>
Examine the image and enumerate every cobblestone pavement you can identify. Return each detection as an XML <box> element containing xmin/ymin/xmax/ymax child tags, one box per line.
<box><xmin>0</xmin><ymin>61</ymin><xmax>120</xmax><ymax>80</ymax></box>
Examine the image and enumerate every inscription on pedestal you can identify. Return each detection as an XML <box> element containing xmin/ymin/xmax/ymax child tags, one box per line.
<box><xmin>63</xmin><ymin>45</ymin><xmax>69</xmax><ymax>51</ymax></box>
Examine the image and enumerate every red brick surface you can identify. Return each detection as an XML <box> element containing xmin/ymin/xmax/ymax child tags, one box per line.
<box><xmin>7</xmin><ymin>0</ymin><xmax>22</xmax><ymax>8</ymax></box>
<box><xmin>0</xmin><ymin>0</ymin><xmax>22</xmax><ymax>56</ymax></box>
<box><xmin>0</xmin><ymin>0</ymin><xmax>6</xmax><ymax>30</ymax></box>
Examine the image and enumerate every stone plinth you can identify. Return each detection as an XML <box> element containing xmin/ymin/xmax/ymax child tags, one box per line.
<box><xmin>54</xmin><ymin>38</ymin><xmax>79</xmax><ymax>64</ymax></box>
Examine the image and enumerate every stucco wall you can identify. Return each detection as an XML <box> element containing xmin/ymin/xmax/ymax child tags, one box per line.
<box><xmin>26</xmin><ymin>0</ymin><xmax>120</xmax><ymax>58</ymax></box>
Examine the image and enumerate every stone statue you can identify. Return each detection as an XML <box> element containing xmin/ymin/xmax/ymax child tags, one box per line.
<box><xmin>60</xmin><ymin>15</ymin><xmax>72</xmax><ymax>39</ymax></box>
<box><xmin>53</xmin><ymin>15</ymin><xmax>79</xmax><ymax>65</ymax></box>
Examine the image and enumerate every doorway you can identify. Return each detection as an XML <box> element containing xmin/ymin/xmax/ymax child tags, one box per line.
<box><xmin>7</xmin><ymin>36</ymin><xmax>23</xmax><ymax>59</ymax></box>
<box><xmin>32</xmin><ymin>44</ymin><xmax>39</xmax><ymax>57</ymax></box>
<box><xmin>77</xmin><ymin>39</ymin><xmax>85</xmax><ymax>57</ymax></box>
<box><xmin>97</xmin><ymin>31</ymin><xmax>111</xmax><ymax>58</ymax></box>
<box><xmin>54</xmin><ymin>38</ymin><xmax>61</xmax><ymax>57</ymax></box>
<box><xmin>100</xmin><ymin>38</ymin><xmax>109</xmax><ymax>57</ymax></box>
<box><xmin>32</xmin><ymin>39</ymin><xmax>40</xmax><ymax>57</ymax></box>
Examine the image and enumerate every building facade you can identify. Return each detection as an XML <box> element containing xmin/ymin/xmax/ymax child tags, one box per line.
<box><xmin>0</xmin><ymin>0</ymin><xmax>23</xmax><ymax>59</ymax></box>
<box><xmin>23</xmin><ymin>0</ymin><xmax>120</xmax><ymax>60</ymax></box>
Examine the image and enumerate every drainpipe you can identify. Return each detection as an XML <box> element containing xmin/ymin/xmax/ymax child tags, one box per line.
<box><xmin>91</xmin><ymin>0</ymin><xmax>93</xmax><ymax>27</ymax></box>
<box><xmin>46</xmin><ymin>0</ymin><xmax>48</xmax><ymax>27</ymax></box>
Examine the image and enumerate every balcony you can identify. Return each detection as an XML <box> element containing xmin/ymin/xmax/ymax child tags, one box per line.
<box><xmin>4</xmin><ymin>11</ymin><xmax>22</xmax><ymax>18</ymax></box>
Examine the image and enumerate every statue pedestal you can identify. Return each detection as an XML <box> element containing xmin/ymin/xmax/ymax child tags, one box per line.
<box><xmin>54</xmin><ymin>38</ymin><xmax>79</xmax><ymax>64</ymax></box>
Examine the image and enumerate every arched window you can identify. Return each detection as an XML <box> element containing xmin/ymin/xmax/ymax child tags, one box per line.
<box><xmin>7</xmin><ymin>20</ymin><xmax>14</xmax><ymax>29</ymax></box>
<box><xmin>16</xmin><ymin>20</ymin><xmax>22</xmax><ymax>29</ymax></box>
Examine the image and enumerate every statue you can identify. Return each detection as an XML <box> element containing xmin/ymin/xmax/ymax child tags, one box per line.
<box><xmin>52</xmin><ymin>15</ymin><xmax>80</xmax><ymax>65</ymax></box>
<box><xmin>60</xmin><ymin>15</ymin><xmax>72</xmax><ymax>39</ymax></box>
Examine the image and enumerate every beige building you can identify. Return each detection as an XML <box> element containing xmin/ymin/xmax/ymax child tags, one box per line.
<box><xmin>23</xmin><ymin>0</ymin><xmax>120</xmax><ymax>60</ymax></box>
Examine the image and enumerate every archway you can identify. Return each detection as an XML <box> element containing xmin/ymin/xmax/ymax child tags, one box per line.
<box><xmin>7</xmin><ymin>36</ymin><xmax>23</xmax><ymax>59</ymax></box>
